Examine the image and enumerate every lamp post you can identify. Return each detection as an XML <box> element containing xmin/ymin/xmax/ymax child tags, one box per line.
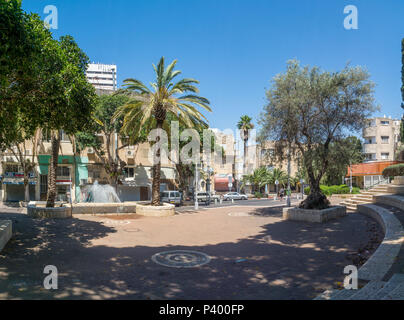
<box><xmin>194</xmin><ymin>163</ymin><xmax>199</xmax><ymax>210</ymax></box>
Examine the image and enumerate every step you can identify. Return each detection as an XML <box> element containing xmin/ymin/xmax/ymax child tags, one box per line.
<box><xmin>372</xmin><ymin>274</ymin><xmax>404</xmax><ymax>300</ymax></box>
<box><xmin>349</xmin><ymin>281</ymin><xmax>386</xmax><ymax>300</ymax></box>
<box><xmin>329</xmin><ymin>288</ymin><xmax>360</xmax><ymax>300</ymax></box>
<box><xmin>382</xmin><ymin>282</ymin><xmax>404</xmax><ymax>300</ymax></box>
<box><xmin>350</xmin><ymin>200</ymin><xmax>372</xmax><ymax>205</ymax></box>
<box><xmin>313</xmin><ymin>289</ymin><xmax>337</xmax><ymax>300</ymax></box>
<box><xmin>354</xmin><ymin>195</ymin><xmax>373</xmax><ymax>200</ymax></box>
<box><xmin>314</xmin><ymin>288</ymin><xmax>357</xmax><ymax>300</ymax></box>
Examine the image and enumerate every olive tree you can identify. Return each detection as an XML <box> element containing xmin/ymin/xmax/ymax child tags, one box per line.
<box><xmin>259</xmin><ymin>60</ymin><xmax>377</xmax><ymax>209</ymax></box>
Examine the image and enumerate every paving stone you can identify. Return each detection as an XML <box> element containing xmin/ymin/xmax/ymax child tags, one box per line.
<box><xmin>349</xmin><ymin>281</ymin><xmax>386</xmax><ymax>300</ymax></box>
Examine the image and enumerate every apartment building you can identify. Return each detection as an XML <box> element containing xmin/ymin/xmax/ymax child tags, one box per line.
<box><xmin>362</xmin><ymin>116</ymin><xmax>400</xmax><ymax>162</ymax></box>
<box><xmin>86</xmin><ymin>63</ymin><xmax>117</xmax><ymax>91</ymax></box>
<box><xmin>347</xmin><ymin>116</ymin><xmax>402</xmax><ymax>189</ymax></box>
<box><xmin>0</xmin><ymin>132</ymin><xmax>178</xmax><ymax>203</ymax></box>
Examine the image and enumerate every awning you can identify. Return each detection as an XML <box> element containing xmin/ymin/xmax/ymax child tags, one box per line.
<box><xmin>347</xmin><ymin>161</ymin><xmax>404</xmax><ymax>177</ymax></box>
<box><xmin>3</xmin><ymin>178</ymin><xmax>36</xmax><ymax>185</ymax></box>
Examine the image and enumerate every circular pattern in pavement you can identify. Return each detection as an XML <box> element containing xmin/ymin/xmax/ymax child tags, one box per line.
<box><xmin>151</xmin><ymin>250</ymin><xmax>211</xmax><ymax>268</ymax></box>
<box><xmin>228</xmin><ymin>212</ymin><xmax>252</xmax><ymax>217</ymax></box>
<box><xmin>100</xmin><ymin>220</ymin><xmax>131</xmax><ymax>226</ymax></box>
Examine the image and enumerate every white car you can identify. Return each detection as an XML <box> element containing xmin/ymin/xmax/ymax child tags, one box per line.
<box><xmin>195</xmin><ymin>192</ymin><xmax>220</xmax><ymax>203</ymax></box>
<box><xmin>223</xmin><ymin>192</ymin><xmax>248</xmax><ymax>201</ymax></box>
<box><xmin>161</xmin><ymin>191</ymin><xmax>182</xmax><ymax>206</ymax></box>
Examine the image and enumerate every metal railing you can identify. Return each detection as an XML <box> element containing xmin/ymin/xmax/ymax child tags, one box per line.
<box><xmin>364</xmin><ymin>178</ymin><xmax>390</xmax><ymax>191</ymax></box>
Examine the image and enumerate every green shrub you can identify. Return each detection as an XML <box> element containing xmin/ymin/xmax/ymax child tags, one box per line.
<box><xmin>382</xmin><ymin>164</ymin><xmax>404</xmax><ymax>178</ymax></box>
<box><xmin>254</xmin><ymin>192</ymin><xmax>263</xmax><ymax>198</ymax></box>
<box><xmin>304</xmin><ymin>184</ymin><xmax>360</xmax><ymax>196</ymax></box>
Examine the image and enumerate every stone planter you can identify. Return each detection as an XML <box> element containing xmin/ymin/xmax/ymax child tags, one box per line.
<box><xmin>387</xmin><ymin>176</ymin><xmax>404</xmax><ymax>195</ymax></box>
<box><xmin>136</xmin><ymin>202</ymin><xmax>175</xmax><ymax>217</ymax></box>
<box><xmin>283</xmin><ymin>206</ymin><xmax>347</xmax><ymax>223</ymax></box>
<box><xmin>0</xmin><ymin>220</ymin><xmax>12</xmax><ymax>252</ymax></box>
<box><xmin>28</xmin><ymin>202</ymin><xmax>72</xmax><ymax>219</ymax></box>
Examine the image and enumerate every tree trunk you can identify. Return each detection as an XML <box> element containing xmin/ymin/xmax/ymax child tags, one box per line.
<box><xmin>24</xmin><ymin>178</ymin><xmax>30</xmax><ymax>203</ymax></box>
<box><xmin>243</xmin><ymin>137</ymin><xmax>248</xmax><ymax>176</ymax></box>
<box><xmin>46</xmin><ymin>133</ymin><xmax>61</xmax><ymax>208</ymax></box>
<box><xmin>299</xmin><ymin>180</ymin><xmax>330</xmax><ymax>210</ymax></box>
<box><xmin>151</xmin><ymin>121</ymin><xmax>163</xmax><ymax>206</ymax></box>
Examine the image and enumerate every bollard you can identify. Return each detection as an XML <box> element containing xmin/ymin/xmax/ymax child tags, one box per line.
<box><xmin>231</xmin><ymin>198</ymin><xmax>234</xmax><ymax>204</ymax></box>
<box><xmin>215</xmin><ymin>198</ymin><xmax>218</xmax><ymax>206</ymax></box>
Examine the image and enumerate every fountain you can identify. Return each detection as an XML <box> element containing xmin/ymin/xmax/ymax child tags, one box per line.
<box><xmin>84</xmin><ymin>181</ymin><xmax>121</xmax><ymax>203</ymax></box>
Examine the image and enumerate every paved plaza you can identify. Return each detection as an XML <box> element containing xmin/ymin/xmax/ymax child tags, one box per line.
<box><xmin>0</xmin><ymin>202</ymin><xmax>382</xmax><ymax>300</ymax></box>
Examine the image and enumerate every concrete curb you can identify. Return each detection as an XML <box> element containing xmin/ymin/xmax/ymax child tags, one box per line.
<box><xmin>357</xmin><ymin>204</ymin><xmax>404</xmax><ymax>281</ymax></box>
<box><xmin>0</xmin><ymin>220</ymin><xmax>12</xmax><ymax>253</ymax></box>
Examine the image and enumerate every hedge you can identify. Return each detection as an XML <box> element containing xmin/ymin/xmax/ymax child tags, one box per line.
<box><xmin>382</xmin><ymin>164</ymin><xmax>404</xmax><ymax>178</ymax></box>
<box><xmin>304</xmin><ymin>184</ymin><xmax>360</xmax><ymax>196</ymax></box>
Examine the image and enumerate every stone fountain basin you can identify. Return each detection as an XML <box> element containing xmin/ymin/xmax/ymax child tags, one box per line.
<box><xmin>72</xmin><ymin>202</ymin><xmax>137</xmax><ymax>215</ymax></box>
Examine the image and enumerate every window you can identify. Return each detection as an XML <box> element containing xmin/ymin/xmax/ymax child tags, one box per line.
<box><xmin>40</xmin><ymin>175</ymin><xmax>48</xmax><ymax>194</ymax></box>
<box><xmin>381</xmin><ymin>153</ymin><xmax>390</xmax><ymax>160</ymax></box>
<box><xmin>381</xmin><ymin>120</ymin><xmax>390</xmax><ymax>126</ymax></box>
<box><xmin>365</xmin><ymin>153</ymin><xmax>376</xmax><ymax>161</ymax></box>
<box><xmin>59</xmin><ymin>130</ymin><xmax>70</xmax><ymax>142</ymax></box>
<box><xmin>364</xmin><ymin>137</ymin><xmax>376</xmax><ymax>144</ymax></box>
<box><xmin>381</xmin><ymin>136</ymin><xmax>389</xmax><ymax>144</ymax></box>
<box><xmin>5</xmin><ymin>164</ymin><xmax>19</xmax><ymax>173</ymax></box>
<box><xmin>92</xmin><ymin>170</ymin><xmax>101</xmax><ymax>179</ymax></box>
<box><xmin>56</xmin><ymin>166</ymin><xmax>70</xmax><ymax>177</ymax></box>
<box><xmin>124</xmin><ymin>167</ymin><xmax>135</xmax><ymax>178</ymax></box>
<box><xmin>367</xmin><ymin>120</ymin><xmax>376</xmax><ymax>127</ymax></box>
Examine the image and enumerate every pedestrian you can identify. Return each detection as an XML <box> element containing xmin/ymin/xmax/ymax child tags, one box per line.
<box><xmin>279</xmin><ymin>188</ymin><xmax>284</xmax><ymax>200</ymax></box>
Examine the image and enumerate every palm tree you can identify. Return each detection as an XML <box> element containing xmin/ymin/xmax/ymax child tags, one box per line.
<box><xmin>114</xmin><ymin>57</ymin><xmax>211</xmax><ymax>206</ymax></box>
<box><xmin>237</xmin><ymin>115</ymin><xmax>254</xmax><ymax>176</ymax></box>
<box><xmin>242</xmin><ymin>167</ymin><xmax>270</xmax><ymax>193</ymax></box>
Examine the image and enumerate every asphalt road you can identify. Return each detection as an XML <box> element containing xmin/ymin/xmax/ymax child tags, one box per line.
<box><xmin>176</xmin><ymin>196</ymin><xmax>303</xmax><ymax>212</ymax></box>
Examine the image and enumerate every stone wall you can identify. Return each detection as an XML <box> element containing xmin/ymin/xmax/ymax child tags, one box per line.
<box><xmin>27</xmin><ymin>205</ymin><xmax>72</xmax><ymax>219</ymax></box>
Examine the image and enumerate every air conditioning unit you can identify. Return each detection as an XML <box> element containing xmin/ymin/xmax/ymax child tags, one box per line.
<box><xmin>126</xmin><ymin>150</ymin><xmax>134</xmax><ymax>158</ymax></box>
<box><xmin>87</xmin><ymin>147</ymin><xmax>95</xmax><ymax>154</ymax></box>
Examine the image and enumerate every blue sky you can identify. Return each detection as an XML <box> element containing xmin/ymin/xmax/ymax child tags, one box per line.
<box><xmin>22</xmin><ymin>0</ymin><xmax>404</xmax><ymax>131</ymax></box>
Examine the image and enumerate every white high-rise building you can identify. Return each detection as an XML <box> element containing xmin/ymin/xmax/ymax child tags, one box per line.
<box><xmin>86</xmin><ymin>63</ymin><xmax>117</xmax><ymax>91</ymax></box>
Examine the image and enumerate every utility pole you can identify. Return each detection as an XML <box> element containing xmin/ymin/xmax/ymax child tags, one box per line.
<box><xmin>194</xmin><ymin>163</ymin><xmax>199</xmax><ymax>210</ymax></box>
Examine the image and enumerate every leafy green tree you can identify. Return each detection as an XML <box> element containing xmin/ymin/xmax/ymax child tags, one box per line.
<box><xmin>323</xmin><ymin>136</ymin><xmax>364</xmax><ymax>186</ymax></box>
<box><xmin>0</xmin><ymin>1</ymin><xmax>54</xmax><ymax>149</ymax></box>
<box><xmin>38</xmin><ymin>36</ymin><xmax>96</xmax><ymax>207</ymax></box>
<box><xmin>237</xmin><ymin>115</ymin><xmax>254</xmax><ymax>175</ymax></box>
<box><xmin>114</xmin><ymin>57</ymin><xmax>211</xmax><ymax>206</ymax></box>
<box><xmin>259</xmin><ymin>60</ymin><xmax>376</xmax><ymax>209</ymax></box>
<box><xmin>76</xmin><ymin>94</ymin><xmax>148</xmax><ymax>188</ymax></box>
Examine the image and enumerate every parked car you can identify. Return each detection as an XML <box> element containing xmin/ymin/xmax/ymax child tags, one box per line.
<box><xmin>160</xmin><ymin>191</ymin><xmax>182</xmax><ymax>206</ymax></box>
<box><xmin>223</xmin><ymin>192</ymin><xmax>248</xmax><ymax>201</ymax></box>
<box><xmin>195</xmin><ymin>192</ymin><xmax>220</xmax><ymax>203</ymax></box>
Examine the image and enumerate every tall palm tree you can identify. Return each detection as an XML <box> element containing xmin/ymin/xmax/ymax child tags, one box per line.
<box><xmin>114</xmin><ymin>57</ymin><xmax>211</xmax><ymax>206</ymax></box>
<box><xmin>237</xmin><ymin>115</ymin><xmax>254</xmax><ymax>176</ymax></box>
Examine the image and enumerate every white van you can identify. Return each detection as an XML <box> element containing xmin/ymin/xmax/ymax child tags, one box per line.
<box><xmin>161</xmin><ymin>191</ymin><xmax>182</xmax><ymax>206</ymax></box>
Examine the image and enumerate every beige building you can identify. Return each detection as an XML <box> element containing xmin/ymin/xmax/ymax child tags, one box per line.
<box><xmin>362</xmin><ymin>116</ymin><xmax>400</xmax><ymax>162</ymax></box>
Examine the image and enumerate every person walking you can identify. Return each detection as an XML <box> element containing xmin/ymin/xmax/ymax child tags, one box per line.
<box><xmin>279</xmin><ymin>188</ymin><xmax>285</xmax><ymax>200</ymax></box>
